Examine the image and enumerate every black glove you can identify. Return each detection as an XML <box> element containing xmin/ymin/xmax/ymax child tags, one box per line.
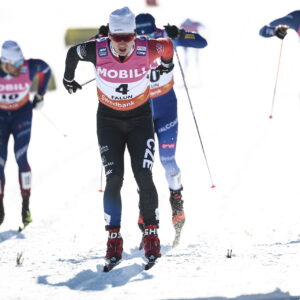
<box><xmin>274</xmin><ymin>25</ymin><xmax>289</xmax><ymax>39</ymax></box>
<box><xmin>99</xmin><ymin>25</ymin><xmax>109</xmax><ymax>37</ymax></box>
<box><xmin>63</xmin><ymin>79</ymin><xmax>82</xmax><ymax>94</ymax></box>
<box><xmin>32</xmin><ymin>94</ymin><xmax>44</xmax><ymax>109</ymax></box>
<box><xmin>155</xmin><ymin>62</ymin><xmax>174</xmax><ymax>75</ymax></box>
<box><xmin>163</xmin><ymin>24</ymin><xmax>185</xmax><ymax>39</ymax></box>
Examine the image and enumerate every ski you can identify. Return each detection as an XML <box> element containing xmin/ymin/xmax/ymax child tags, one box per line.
<box><xmin>18</xmin><ymin>210</ymin><xmax>32</xmax><ymax>232</ymax></box>
<box><xmin>144</xmin><ymin>261</ymin><xmax>155</xmax><ymax>270</ymax></box>
<box><xmin>103</xmin><ymin>257</ymin><xmax>121</xmax><ymax>272</ymax></box>
<box><xmin>144</xmin><ymin>254</ymin><xmax>159</xmax><ymax>270</ymax></box>
<box><xmin>18</xmin><ymin>224</ymin><xmax>30</xmax><ymax>233</ymax></box>
<box><xmin>103</xmin><ymin>263</ymin><xmax>117</xmax><ymax>272</ymax></box>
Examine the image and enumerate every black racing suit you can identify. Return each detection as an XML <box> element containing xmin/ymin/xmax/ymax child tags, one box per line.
<box><xmin>64</xmin><ymin>41</ymin><xmax>159</xmax><ymax>228</ymax></box>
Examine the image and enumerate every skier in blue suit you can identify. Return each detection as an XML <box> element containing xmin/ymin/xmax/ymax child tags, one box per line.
<box><xmin>259</xmin><ymin>10</ymin><xmax>300</xmax><ymax>39</ymax></box>
<box><xmin>135</xmin><ymin>13</ymin><xmax>207</xmax><ymax>245</ymax></box>
<box><xmin>0</xmin><ymin>40</ymin><xmax>51</xmax><ymax>227</ymax></box>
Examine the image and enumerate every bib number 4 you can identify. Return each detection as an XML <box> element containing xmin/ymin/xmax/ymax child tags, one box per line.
<box><xmin>115</xmin><ymin>84</ymin><xmax>129</xmax><ymax>95</ymax></box>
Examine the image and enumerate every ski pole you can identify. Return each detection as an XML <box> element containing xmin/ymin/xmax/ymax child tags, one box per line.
<box><xmin>81</xmin><ymin>78</ymin><xmax>95</xmax><ymax>87</ymax></box>
<box><xmin>38</xmin><ymin>110</ymin><xmax>68</xmax><ymax>137</ymax></box>
<box><xmin>174</xmin><ymin>47</ymin><xmax>216</xmax><ymax>188</ymax></box>
<box><xmin>269</xmin><ymin>39</ymin><xmax>284</xmax><ymax>119</ymax></box>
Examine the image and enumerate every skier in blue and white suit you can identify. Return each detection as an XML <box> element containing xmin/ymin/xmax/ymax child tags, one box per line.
<box><xmin>259</xmin><ymin>10</ymin><xmax>300</xmax><ymax>40</ymax></box>
<box><xmin>0</xmin><ymin>40</ymin><xmax>51</xmax><ymax>227</ymax></box>
<box><xmin>135</xmin><ymin>13</ymin><xmax>207</xmax><ymax>238</ymax></box>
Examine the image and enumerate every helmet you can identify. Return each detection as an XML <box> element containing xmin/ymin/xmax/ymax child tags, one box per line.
<box><xmin>135</xmin><ymin>13</ymin><xmax>156</xmax><ymax>35</ymax></box>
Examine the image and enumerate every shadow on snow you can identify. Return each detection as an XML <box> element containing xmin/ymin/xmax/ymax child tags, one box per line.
<box><xmin>37</xmin><ymin>263</ymin><xmax>153</xmax><ymax>291</ymax></box>
<box><xmin>162</xmin><ymin>288</ymin><xmax>300</xmax><ymax>300</ymax></box>
<box><xmin>35</xmin><ymin>246</ymin><xmax>173</xmax><ymax>291</ymax></box>
<box><xmin>0</xmin><ymin>230</ymin><xmax>25</xmax><ymax>243</ymax></box>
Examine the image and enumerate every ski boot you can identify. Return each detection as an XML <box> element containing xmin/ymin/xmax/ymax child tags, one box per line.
<box><xmin>0</xmin><ymin>195</ymin><xmax>4</xmax><ymax>226</ymax></box>
<box><xmin>21</xmin><ymin>194</ymin><xmax>32</xmax><ymax>227</ymax></box>
<box><xmin>170</xmin><ymin>189</ymin><xmax>185</xmax><ymax>247</ymax></box>
<box><xmin>103</xmin><ymin>228</ymin><xmax>123</xmax><ymax>272</ymax></box>
<box><xmin>143</xmin><ymin>225</ymin><xmax>161</xmax><ymax>270</ymax></box>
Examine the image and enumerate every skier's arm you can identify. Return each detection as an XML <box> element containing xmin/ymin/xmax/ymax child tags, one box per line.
<box><xmin>63</xmin><ymin>41</ymin><xmax>96</xmax><ymax>93</ymax></box>
<box><xmin>28</xmin><ymin>59</ymin><xmax>51</xmax><ymax>96</ymax></box>
<box><xmin>269</xmin><ymin>16</ymin><xmax>296</xmax><ymax>30</ymax></box>
<box><xmin>63</xmin><ymin>41</ymin><xmax>96</xmax><ymax>81</ymax></box>
<box><xmin>162</xmin><ymin>24</ymin><xmax>207</xmax><ymax>48</ymax></box>
<box><xmin>174</xmin><ymin>32</ymin><xmax>207</xmax><ymax>48</ymax></box>
<box><xmin>259</xmin><ymin>25</ymin><xmax>276</xmax><ymax>38</ymax></box>
<box><xmin>148</xmin><ymin>38</ymin><xmax>174</xmax><ymax>74</ymax></box>
<box><xmin>259</xmin><ymin>12</ymin><xmax>299</xmax><ymax>38</ymax></box>
<box><xmin>148</xmin><ymin>38</ymin><xmax>174</xmax><ymax>63</ymax></box>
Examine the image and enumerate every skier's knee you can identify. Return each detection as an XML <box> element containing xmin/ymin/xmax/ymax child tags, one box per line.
<box><xmin>135</xmin><ymin>171</ymin><xmax>154</xmax><ymax>190</ymax></box>
<box><xmin>106</xmin><ymin>174</ymin><xmax>123</xmax><ymax>191</ymax></box>
<box><xmin>160</xmin><ymin>157</ymin><xmax>176</xmax><ymax>170</ymax></box>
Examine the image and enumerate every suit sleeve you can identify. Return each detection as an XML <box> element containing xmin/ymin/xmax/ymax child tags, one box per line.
<box><xmin>259</xmin><ymin>25</ymin><xmax>276</xmax><ymax>38</ymax></box>
<box><xmin>28</xmin><ymin>59</ymin><xmax>51</xmax><ymax>95</ymax></box>
<box><xmin>259</xmin><ymin>11</ymin><xmax>300</xmax><ymax>38</ymax></box>
<box><xmin>63</xmin><ymin>41</ymin><xmax>96</xmax><ymax>81</ymax></box>
<box><xmin>148</xmin><ymin>38</ymin><xmax>174</xmax><ymax>64</ymax></box>
<box><xmin>174</xmin><ymin>32</ymin><xmax>207</xmax><ymax>48</ymax></box>
<box><xmin>269</xmin><ymin>15</ymin><xmax>298</xmax><ymax>30</ymax></box>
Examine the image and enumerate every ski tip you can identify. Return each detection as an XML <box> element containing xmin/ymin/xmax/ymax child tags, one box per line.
<box><xmin>103</xmin><ymin>257</ymin><xmax>121</xmax><ymax>272</ymax></box>
<box><xmin>211</xmin><ymin>184</ymin><xmax>216</xmax><ymax>189</ymax></box>
<box><xmin>103</xmin><ymin>263</ymin><xmax>115</xmax><ymax>272</ymax></box>
<box><xmin>144</xmin><ymin>262</ymin><xmax>155</xmax><ymax>270</ymax></box>
<box><xmin>144</xmin><ymin>254</ymin><xmax>160</xmax><ymax>270</ymax></box>
<box><xmin>103</xmin><ymin>265</ymin><xmax>110</xmax><ymax>272</ymax></box>
<box><xmin>269</xmin><ymin>115</ymin><xmax>273</xmax><ymax>119</ymax></box>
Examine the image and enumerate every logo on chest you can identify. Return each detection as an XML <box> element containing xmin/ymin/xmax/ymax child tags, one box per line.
<box><xmin>0</xmin><ymin>83</ymin><xmax>29</xmax><ymax>92</ymax></box>
<box><xmin>97</xmin><ymin>67</ymin><xmax>147</xmax><ymax>79</ymax></box>
<box><xmin>98</xmin><ymin>47</ymin><xmax>108</xmax><ymax>57</ymax></box>
<box><xmin>136</xmin><ymin>46</ymin><xmax>147</xmax><ymax>56</ymax></box>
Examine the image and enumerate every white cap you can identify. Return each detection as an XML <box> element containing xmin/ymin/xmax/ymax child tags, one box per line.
<box><xmin>109</xmin><ymin>7</ymin><xmax>136</xmax><ymax>34</ymax></box>
<box><xmin>1</xmin><ymin>40</ymin><xmax>24</xmax><ymax>64</ymax></box>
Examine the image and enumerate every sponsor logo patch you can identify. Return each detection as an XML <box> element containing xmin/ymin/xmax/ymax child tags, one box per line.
<box><xmin>160</xmin><ymin>143</ymin><xmax>176</xmax><ymax>149</ymax></box>
<box><xmin>98</xmin><ymin>47</ymin><xmax>108</xmax><ymax>57</ymax></box>
<box><xmin>137</xmin><ymin>46</ymin><xmax>147</xmax><ymax>56</ymax></box>
<box><xmin>100</xmin><ymin>145</ymin><xmax>109</xmax><ymax>153</ymax></box>
<box><xmin>137</xmin><ymin>50</ymin><xmax>146</xmax><ymax>56</ymax></box>
<box><xmin>158</xmin><ymin>118</ymin><xmax>178</xmax><ymax>133</ymax></box>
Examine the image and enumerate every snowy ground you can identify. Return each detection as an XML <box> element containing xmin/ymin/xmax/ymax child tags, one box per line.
<box><xmin>1</xmin><ymin>0</ymin><xmax>300</xmax><ymax>299</ymax></box>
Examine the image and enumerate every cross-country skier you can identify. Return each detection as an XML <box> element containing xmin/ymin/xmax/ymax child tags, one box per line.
<box><xmin>259</xmin><ymin>10</ymin><xmax>300</xmax><ymax>40</ymax></box>
<box><xmin>180</xmin><ymin>18</ymin><xmax>204</xmax><ymax>34</ymax></box>
<box><xmin>63</xmin><ymin>7</ymin><xmax>174</xmax><ymax>270</ymax></box>
<box><xmin>135</xmin><ymin>13</ymin><xmax>207</xmax><ymax>247</ymax></box>
<box><xmin>0</xmin><ymin>40</ymin><xmax>51</xmax><ymax>227</ymax></box>
<box><xmin>179</xmin><ymin>18</ymin><xmax>205</xmax><ymax>67</ymax></box>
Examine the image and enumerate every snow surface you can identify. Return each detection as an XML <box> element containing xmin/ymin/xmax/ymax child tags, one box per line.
<box><xmin>1</xmin><ymin>0</ymin><xmax>300</xmax><ymax>299</ymax></box>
